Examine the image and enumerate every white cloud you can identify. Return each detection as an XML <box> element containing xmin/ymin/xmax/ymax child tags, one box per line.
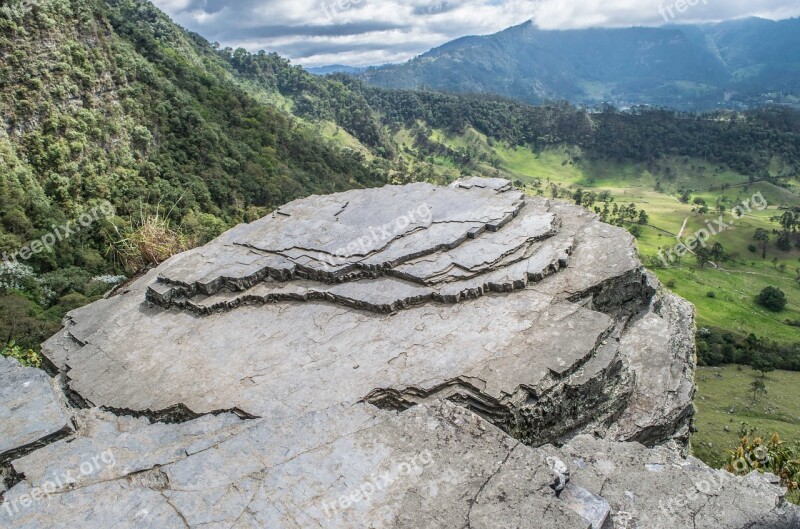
<box><xmin>152</xmin><ymin>0</ymin><xmax>800</xmax><ymax>67</ymax></box>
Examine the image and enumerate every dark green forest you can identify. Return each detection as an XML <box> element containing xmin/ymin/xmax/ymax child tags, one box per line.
<box><xmin>1</xmin><ymin>0</ymin><xmax>799</xmax><ymax>353</ymax></box>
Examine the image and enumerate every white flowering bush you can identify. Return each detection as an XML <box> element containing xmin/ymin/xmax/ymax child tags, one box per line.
<box><xmin>0</xmin><ymin>261</ymin><xmax>37</xmax><ymax>291</ymax></box>
<box><xmin>91</xmin><ymin>275</ymin><xmax>126</xmax><ymax>284</ymax></box>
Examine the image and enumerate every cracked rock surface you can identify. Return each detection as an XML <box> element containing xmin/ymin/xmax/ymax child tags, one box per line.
<box><xmin>0</xmin><ymin>356</ymin><xmax>71</xmax><ymax>461</ymax></box>
<box><xmin>39</xmin><ymin>180</ymin><xmax>686</xmax><ymax>444</ymax></box>
<box><xmin>2</xmin><ymin>178</ymin><xmax>798</xmax><ymax>528</ymax></box>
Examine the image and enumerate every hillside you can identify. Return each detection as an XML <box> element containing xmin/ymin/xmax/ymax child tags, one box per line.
<box><xmin>356</xmin><ymin>18</ymin><xmax>800</xmax><ymax>111</ymax></box>
<box><xmin>0</xmin><ymin>0</ymin><xmax>798</xmax><ymax>362</ymax></box>
<box><xmin>0</xmin><ymin>0</ymin><xmax>390</xmax><ymax>346</ymax></box>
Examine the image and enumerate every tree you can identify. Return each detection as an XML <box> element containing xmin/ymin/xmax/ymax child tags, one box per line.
<box><xmin>572</xmin><ymin>188</ymin><xmax>584</xmax><ymax>206</ymax></box>
<box><xmin>779</xmin><ymin>211</ymin><xmax>796</xmax><ymax>231</ymax></box>
<box><xmin>695</xmin><ymin>247</ymin><xmax>712</xmax><ymax>268</ymax></box>
<box><xmin>711</xmin><ymin>242</ymin><xmax>725</xmax><ymax>261</ymax></box>
<box><xmin>750</xmin><ymin>378</ymin><xmax>767</xmax><ymax>401</ymax></box>
<box><xmin>753</xmin><ymin>229</ymin><xmax>770</xmax><ymax>259</ymax></box>
<box><xmin>638</xmin><ymin>210</ymin><xmax>649</xmax><ymax>225</ymax></box>
<box><xmin>777</xmin><ymin>232</ymin><xmax>792</xmax><ymax>251</ymax></box>
<box><xmin>751</xmin><ymin>355</ymin><xmax>775</xmax><ymax>378</ymax></box>
<box><xmin>756</xmin><ymin>286</ymin><xmax>787</xmax><ymax>312</ymax></box>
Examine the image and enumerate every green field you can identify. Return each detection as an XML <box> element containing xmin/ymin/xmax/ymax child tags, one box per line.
<box><xmin>421</xmin><ymin>130</ymin><xmax>800</xmax><ymax>346</ymax></box>
<box><xmin>693</xmin><ymin>365</ymin><xmax>800</xmax><ymax>468</ymax></box>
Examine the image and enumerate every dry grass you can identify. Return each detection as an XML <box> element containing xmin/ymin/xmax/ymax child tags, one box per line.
<box><xmin>109</xmin><ymin>207</ymin><xmax>193</xmax><ymax>273</ymax></box>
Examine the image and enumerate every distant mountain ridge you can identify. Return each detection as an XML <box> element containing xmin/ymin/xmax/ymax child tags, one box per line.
<box><xmin>306</xmin><ymin>64</ymin><xmax>368</xmax><ymax>76</ymax></box>
<box><xmin>346</xmin><ymin>18</ymin><xmax>800</xmax><ymax>110</ymax></box>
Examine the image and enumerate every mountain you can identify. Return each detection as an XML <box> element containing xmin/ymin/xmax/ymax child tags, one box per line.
<box><xmin>355</xmin><ymin>18</ymin><xmax>800</xmax><ymax>110</ymax></box>
<box><xmin>306</xmin><ymin>64</ymin><xmax>368</xmax><ymax>76</ymax></box>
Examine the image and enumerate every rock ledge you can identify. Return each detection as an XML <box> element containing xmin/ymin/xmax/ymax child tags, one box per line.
<box><xmin>1</xmin><ymin>179</ymin><xmax>796</xmax><ymax>528</ymax></box>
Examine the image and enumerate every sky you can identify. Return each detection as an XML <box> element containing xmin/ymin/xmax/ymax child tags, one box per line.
<box><xmin>152</xmin><ymin>0</ymin><xmax>800</xmax><ymax>67</ymax></box>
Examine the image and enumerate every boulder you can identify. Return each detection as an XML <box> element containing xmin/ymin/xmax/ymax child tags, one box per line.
<box><xmin>1</xmin><ymin>178</ymin><xmax>795</xmax><ymax>528</ymax></box>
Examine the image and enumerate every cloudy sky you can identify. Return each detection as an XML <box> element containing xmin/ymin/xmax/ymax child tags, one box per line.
<box><xmin>152</xmin><ymin>0</ymin><xmax>800</xmax><ymax>67</ymax></box>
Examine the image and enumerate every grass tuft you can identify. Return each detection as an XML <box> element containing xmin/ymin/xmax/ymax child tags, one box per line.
<box><xmin>109</xmin><ymin>205</ymin><xmax>194</xmax><ymax>273</ymax></box>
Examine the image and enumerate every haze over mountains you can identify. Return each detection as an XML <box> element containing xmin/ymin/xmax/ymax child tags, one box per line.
<box><xmin>336</xmin><ymin>18</ymin><xmax>800</xmax><ymax>111</ymax></box>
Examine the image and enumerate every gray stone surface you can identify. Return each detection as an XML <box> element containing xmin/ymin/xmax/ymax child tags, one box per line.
<box><xmin>543</xmin><ymin>435</ymin><xmax>800</xmax><ymax>529</ymax></box>
<box><xmin>2</xmin><ymin>402</ymin><xmax>595</xmax><ymax>528</ymax></box>
<box><xmin>2</xmin><ymin>178</ymin><xmax>797</xmax><ymax>528</ymax></box>
<box><xmin>0</xmin><ymin>356</ymin><xmax>71</xmax><ymax>460</ymax></box>
<box><xmin>3</xmin><ymin>402</ymin><xmax>797</xmax><ymax>528</ymax></box>
<box><xmin>40</xmin><ymin>180</ymin><xmax>686</xmax><ymax>447</ymax></box>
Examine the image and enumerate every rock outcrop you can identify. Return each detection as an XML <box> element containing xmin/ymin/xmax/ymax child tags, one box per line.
<box><xmin>1</xmin><ymin>178</ymin><xmax>797</xmax><ymax>528</ymax></box>
<box><xmin>0</xmin><ymin>357</ymin><xmax>71</xmax><ymax>462</ymax></box>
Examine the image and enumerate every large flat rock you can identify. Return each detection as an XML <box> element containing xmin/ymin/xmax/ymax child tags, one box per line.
<box><xmin>3</xmin><ymin>178</ymin><xmax>794</xmax><ymax>528</ymax></box>
<box><xmin>3</xmin><ymin>403</ymin><xmax>593</xmax><ymax>528</ymax></box>
<box><xmin>42</xmin><ymin>180</ymin><xmax>686</xmax><ymax>447</ymax></box>
<box><xmin>3</xmin><ymin>402</ymin><xmax>797</xmax><ymax>528</ymax></box>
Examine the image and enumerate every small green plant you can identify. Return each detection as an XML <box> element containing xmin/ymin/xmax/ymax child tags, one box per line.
<box><xmin>1</xmin><ymin>341</ymin><xmax>43</xmax><ymax>368</ymax></box>
<box><xmin>727</xmin><ymin>433</ymin><xmax>800</xmax><ymax>504</ymax></box>
<box><xmin>706</xmin><ymin>291</ymin><xmax>717</xmax><ymax>298</ymax></box>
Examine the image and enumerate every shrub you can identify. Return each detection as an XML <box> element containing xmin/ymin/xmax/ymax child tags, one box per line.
<box><xmin>756</xmin><ymin>287</ymin><xmax>787</xmax><ymax>312</ymax></box>
<box><xmin>0</xmin><ymin>293</ymin><xmax>62</xmax><ymax>348</ymax></box>
<box><xmin>1</xmin><ymin>341</ymin><xmax>42</xmax><ymax>368</ymax></box>
<box><xmin>628</xmin><ymin>225</ymin><xmax>642</xmax><ymax>238</ymax></box>
<box><xmin>707</xmin><ymin>291</ymin><xmax>717</xmax><ymax>298</ymax></box>
<box><xmin>726</xmin><ymin>433</ymin><xmax>800</xmax><ymax>503</ymax></box>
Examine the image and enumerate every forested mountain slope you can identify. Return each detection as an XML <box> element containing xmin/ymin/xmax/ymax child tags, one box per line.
<box><xmin>0</xmin><ymin>0</ymin><xmax>389</xmax><ymax>345</ymax></box>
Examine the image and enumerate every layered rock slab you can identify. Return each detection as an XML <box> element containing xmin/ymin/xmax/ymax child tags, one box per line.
<box><xmin>2</xmin><ymin>402</ymin><xmax>594</xmax><ymax>528</ymax></box>
<box><xmin>3</xmin><ymin>177</ymin><xmax>794</xmax><ymax>528</ymax></box>
<box><xmin>41</xmin><ymin>179</ymin><xmax>689</xmax><ymax>448</ymax></box>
